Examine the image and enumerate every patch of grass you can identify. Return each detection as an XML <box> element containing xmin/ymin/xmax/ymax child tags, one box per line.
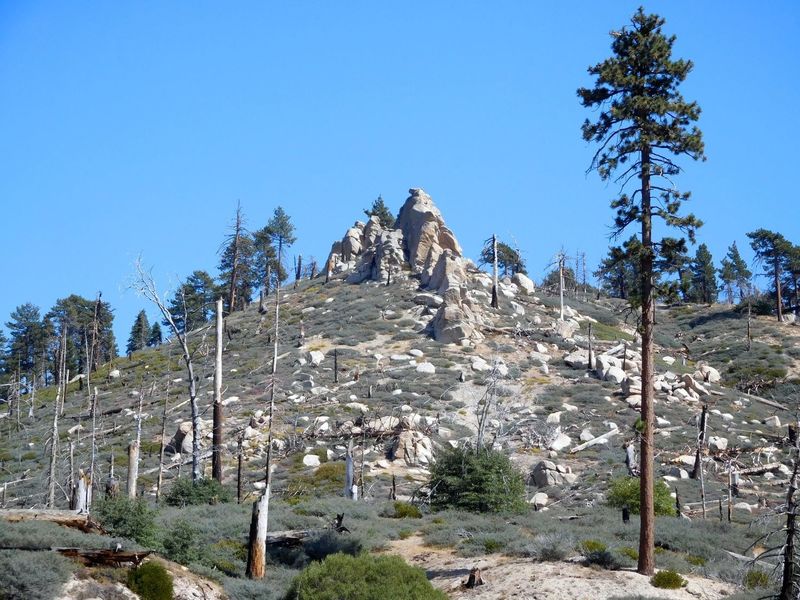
<box><xmin>744</xmin><ymin>568</ymin><xmax>771</xmax><ymax>589</ymax></box>
<box><xmin>391</xmin><ymin>501</ymin><xmax>422</xmax><ymax>519</ymax></box>
<box><xmin>0</xmin><ymin>549</ymin><xmax>76</xmax><ymax>600</ymax></box>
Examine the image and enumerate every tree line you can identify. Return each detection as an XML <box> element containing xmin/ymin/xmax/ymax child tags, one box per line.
<box><xmin>593</xmin><ymin>229</ymin><xmax>800</xmax><ymax>319</ymax></box>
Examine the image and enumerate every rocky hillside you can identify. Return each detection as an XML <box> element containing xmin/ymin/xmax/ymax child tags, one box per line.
<box><xmin>1</xmin><ymin>189</ymin><xmax>799</xmax><ymax>599</ymax></box>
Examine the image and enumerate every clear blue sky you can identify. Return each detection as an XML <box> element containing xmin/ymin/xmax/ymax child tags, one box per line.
<box><xmin>1</xmin><ymin>2</ymin><xmax>798</xmax><ymax>348</ymax></box>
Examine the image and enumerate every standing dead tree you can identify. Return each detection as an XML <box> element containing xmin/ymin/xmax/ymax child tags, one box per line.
<box><xmin>212</xmin><ymin>297</ymin><xmax>224</xmax><ymax>483</ymax></box>
<box><xmin>48</xmin><ymin>330</ymin><xmax>67</xmax><ymax>508</ymax></box>
<box><xmin>247</xmin><ymin>242</ymin><xmax>283</xmax><ymax>579</ymax></box>
<box><xmin>133</xmin><ymin>258</ymin><xmax>204</xmax><ymax>482</ymax></box>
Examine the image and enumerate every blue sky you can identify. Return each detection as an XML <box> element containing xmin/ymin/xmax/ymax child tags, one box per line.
<box><xmin>1</xmin><ymin>2</ymin><xmax>798</xmax><ymax>347</ymax></box>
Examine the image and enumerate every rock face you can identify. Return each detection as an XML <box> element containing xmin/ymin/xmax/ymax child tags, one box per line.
<box><xmin>531</xmin><ymin>460</ymin><xmax>578</xmax><ymax>487</ymax></box>
<box><xmin>323</xmin><ymin>188</ymin><xmax>486</xmax><ymax>344</ymax></box>
<box><xmin>389</xmin><ymin>430</ymin><xmax>434</xmax><ymax>467</ymax></box>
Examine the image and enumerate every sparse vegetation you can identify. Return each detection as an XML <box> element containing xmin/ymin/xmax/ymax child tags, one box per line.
<box><xmin>650</xmin><ymin>569</ymin><xmax>686</xmax><ymax>589</ymax></box>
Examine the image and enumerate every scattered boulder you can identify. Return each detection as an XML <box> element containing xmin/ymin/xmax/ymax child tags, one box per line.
<box><xmin>511</xmin><ymin>272</ymin><xmax>535</xmax><ymax>295</ymax></box>
<box><xmin>708</xmin><ymin>436</ymin><xmax>728</xmax><ymax>451</ymax></box>
<box><xmin>564</xmin><ymin>349</ymin><xmax>590</xmax><ymax>370</ymax></box>
<box><xmin>416</xmin><ymin>362</ymin><xmax>436</xmax><ymax>374</ymax></box>
<box><xmin>389</xmin><ymin>430</ymin><xmax>434</xmax><ymax>467</ymax></box>
<box><xmin>302</xmin><ymin>454</ymin><xmax>321</xmax><ymax>467</ymax></box>
<box><xmin>309</xmin><ymin>351</ymin><xmax>325</xmax><ymax>367</ymax></box>
<box><xmin>531</xmin><ymin>460</ymin><xmax>577</xmax><ymax>487</ymax></box>
<box><xmin>530</xmin><ymin>492</ymin><xmax>549</xmax><ymax>509</ymax></box>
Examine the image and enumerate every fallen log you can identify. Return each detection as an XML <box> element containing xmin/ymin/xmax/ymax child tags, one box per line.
<box><xmin>570</xmin><ymin>427</ymin><xmax>620</xmax><ymax>453</ymax></box>
<box><xmin>736</xmin><ymin>462</ymin><xmax>782</xmax><ymax>476</ymax></box>
<box><xmin>0</xmin><ymin>509</ymin><xmax>106</xmax><ymax>534</ymax></box>
<box><xmin>56</xmin><ymin>547</ymin><xmax>151</xmax><ymax>567</ymax></box>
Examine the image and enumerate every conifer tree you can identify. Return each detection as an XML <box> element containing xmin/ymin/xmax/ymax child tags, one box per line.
<box><xmin>363</xmin><ymin>194</ymin><xmax>396</xmax><ymax>229</ymax></box>
<box><xmin>126</xmin><ymin>310</ymin><xmax>151</xmax><ymax>355</ymax></box>
<box><xmin>747</xmin><ymin>229</ymin><xmax>791</xmax><ymax>321</ymax></box>
<box><xmin>579</xmin><ymin>8</ymin><xmax>705</xmax><ymax>575</ymax></box>
<box><xmin>46</xmin><ymin>295</ymin><xmax>116</xmax><ymax>376</ymax></box>
<box><xmin>719</xmin><ymin>242</ymin><xmax>752</xmax><ymax>303</ymax></box>
<box><xmin>219</xmin><ymin>203</ymin><xmax>257</xmax><ymax>313</ymax></box>
<box><xmin>782</xmin><ymin>244</ymin><xmax>800</xmax><ymax>311</ymax></box>
<box><xmin>480</xmin><ymin>240</ymin><xmax>527</xmax><ymax>276</ymax></box>
<box><xmin>689</xmin><ymin>244</ymin><xmax>718</xmax><ymax>304</ymax></box>
<box><xmin>6</xmin><ymin>303</ymin><xmax>52</xmax><ymax>386</ymax></box>
<box><xmin>656</xmin><ymin>237</ymin><xmax>692</xmax><ymax>302</ymax></box>
<box><xmin>166</xmin><ymin>270</ymin><xmax>217</xmax><ymax>333</ymax></box>
<box><xmin>147</xmin><ymin>322</ymin><xmax>162</xmax><ymax>347</ymax></box>
<box><xmin>264</xmin><ymin>206</ymin><xmax>297</xmax><ymax>286</ymax></box>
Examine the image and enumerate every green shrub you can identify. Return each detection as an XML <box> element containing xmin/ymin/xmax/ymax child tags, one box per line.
<box><xmin>650</xmin><ymin>569</ymin><xmax>686</xmax><ymax>589</ymax></box>
<box><xmin>580</xmin><ymin>539</ymin><xmax>607</xmax><ymax>554</ymax></box>
<box><xmin>618</xmin><ymin>546</ymin><xmax>638</xmax><ymax>561</ymax></box>
<box><xmin>429</xmin><ymin>446</ymin><xmax>526</xmax><ymax>513</ymax></box>
<box><xmin>526</xmin><ymin>532</ymin><xmax>574</xmax><ymax>561</ymax></box>
<box><xmin>127</xmin><ymin>562</ymin><xmax>174</xmax><ymax>600</ymax></box>
<box><xmin>302</xmin><ymin>531</ymin><xmax>363</xmax><ymax>562</ymax></box>
<box><xmin>0</xmin><ymin>549</ymin><xmax>75</xmax><ymax>600</ymax></box>
<box><xmin>287</xmin><ymin>462</ymin><xmax>347</xmax><ymax>499</ymax></box>
<box><xmin>585</xmin><ymin>549</ymin><xmax>620</xmax><ymax>570</ymax></box>
<box><xmin>94</xmin><ymin>496</ymin><xmax>158</xmax><ymax>547</ymax></box>
<box><xmin>744</xmin><ymin>568</ymin><xmax>771</xmax><ymax>589</ymax></box>
<box><xmin>164</xmin><ymin>477</ymin><xmax>232</xmax><ymax>507</ymax></box>
<box><xmin>392</xmin><ymin>501</ymin><xmax>422</xmax><ymax>519</ymax></box>
<box><xmin>283</xmin><ymin>553</ymin><xmax>447</xmax><ymax>599</ymax></box>
<box><xmin>606</xmin><ymin>477</ymin><xmax>676</xmax><ymax>516</ymax></box>
<box><xmin>162</xmin><ymin>519</ymin><xmax>202</xmax><ymax>565</ymax></box>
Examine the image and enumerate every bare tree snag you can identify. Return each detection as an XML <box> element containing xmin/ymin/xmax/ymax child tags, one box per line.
<box><xmin>465</xmin><ymin>568</ymin><xmax>484</xmax><ymax>588</ymax></box>
<box><xmin>558</xmin><ymin>251</ymin><xmax>565</xmax><ymax>321</ymax></box>
<box><xmin>247</xmin><ymin>240</ymin><xmax>283</xmax><ymax>579</ymax></box>
<box><xmin>133</xmin><ymin>258</ymin><xmax>203</xmax><ymax>482</ymax></box>
<box><xmin>491</xmin><ymin>234</ymin><xmax>499</xmax><ymax>309</ymax></box>
<box><xmin>587</xmin><ymin>323</ymin><xmax>594</xmax><ymax>371</ymax></box>
<box><xmin>344</xmin><ymin>440</ymin><xmax>354</xmax><ymax>500</ymax></box>
<box><xmin>48</xmin><ymin>331</ymin><xmax>67</xmax><ymax>508</ymax></box>
<box><xmin>127</xmin><ymin>441</ymin><xmax>139</xmax><ymax>499</ymax></box>
<box><xmin>212</xmin><ymin>297</ymin><xmax>224</xmax><ymax>484</ymax></box>
<box><xmin>237</xmin><ymin>434</ymin><xmax>244</xmax><ymax>504</ymax></box>
<box><xmin>88</xmin><ymin>390</ymin><xmax>98</xmax><ymax>512</ymax></box>
<box><xmin>106</xmin><ymin>454</ymin><xmax>119</xmax><ymax>499</ymax></box>
<box><xmin>781</xmin><ymin>460</ymin><xmax>799</xmax><ymax>600</ymax></box>
<box><xmin>155</xmin><ymin>387</ymin><xmax>169</xmax><ymax>503</ymax></box>
<box><xmin>334</xmin><ymin>349</ymin><xmax>339</xmax><ymax>384</ymax></box>
<box><xmin>691</xmin><ymin>405</ymin><xmax>707</xmax><ymax>479</ymax></box>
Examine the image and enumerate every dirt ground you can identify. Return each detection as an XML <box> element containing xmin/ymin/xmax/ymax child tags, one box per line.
<box><xmin>386</xmin><ymin>535</ymin><xmax>736</xmax><ymax>600</ymax></box>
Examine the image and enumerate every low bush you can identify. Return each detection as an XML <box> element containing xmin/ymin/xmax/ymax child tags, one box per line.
<box><xmin>650</xmin><ymin>569</ymin><xmax>686</xmax><ymax>589</ymax></box>
<box><xmin>391</xmin><ymin>501</ymin><xmax>422</xmax><ymax>519</ymax></box>
<box><xmin>606</xmin><ymin>477</ymin><xmax>676</xmax><ymax>516</ymax></box>
<box><xmin>164</xmin><ymin>477</ymin><xmax>232</xmax><ymax>507</ymax></box>
<box><xmin>302</xmin><ymin>531</ymin><xmax>363</xmax><ymax>562</ymax></box>
<box><xmin>0</xmin><ymin>549</ymin><xmax>75</xmax><ymax>600</ymax></box>
<box><xmin>429</xmin><ymin>445</ymin><xmax>526</xmax><ymax>513</ymax></box>
<box><xmin>744</xmin><ymin>568</ymin><xmax>771</xmax><ymax>589</ymax></box>
<box><xmin>127</xmin><ymin>562</ymin><xmax>174</xmax><ymax>600</ymax></box>
<box><xmin>161</xmin><ymin>519</ymin><xmax>202</xmax><ymax>565</ymax></box>
<box><xmin>283</xmin><ymin>553</ymin><xmax>447</xmax><ymax>599</ymax></box>
<box><xmin>94</xmin><ymin>496</ymin><xmax>158</xmax><ymax>547</ymax></box>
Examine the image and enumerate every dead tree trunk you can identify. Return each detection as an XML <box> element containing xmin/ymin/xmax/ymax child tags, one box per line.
<box><xmin>48</xmin><ymin>331</ymin><xmax>67</xmax><ymax>508</ymax></box>
<box><xmin>344</xmin><ymin>441</ymin><xmax>354</xmax><ymax>500</ymax></box>
<box><xmin>237</xmin><ymin>434</ymin><xmax>244</xmax><ymax>504</ymax></box>
<box><xmin>587</xmin><ymin>323</ymin><xmax>594</xmax><ymax>371</ymax></box>
<box><xmin>490</xmin><ymin>234</ymin><xmax>499</xmax><ymax>309</ymax></box>
<box><xmin>294</xmin><ymin>255</ymin><xmax>302</xmax><ymax>289</ymax></box>
<box><xmin>127</xmin><ymin>441</ymin><xmax>139</xmax><ymax>499</ymax></box>
<box><xmin>780</xmin><ymin>461</ymin><xmax>799</xmax><ymax>600</ymax></box>
<box><xmin>155</xmin><ymin>387</ymin><xmax>169</xmax><ymax>503</ymax></box>
<box><xmin>212</xmin><ymin>297</ymin><xmax>224</xmax><ymax>483</ymax></box>
<box><xmin>558</xmin><ymin>252</ymin><xmax>565</xmax><ymax>321</ymax></box>
<box><xmin>691</xmin><ymin>405</ymin><xmax>708</xmax><ymax>480</ymax></box>
<box><xmin>88</xmin><ymin>390</ymin><xmax>97</xmax><ymax>512</ymax></box>
<box><xmin>247</xmin><ymin>240</ymin><xmax>283</xmax><ymax>579</ymax></box>
<box><xmin>133</xmin><ymin>259</ymin><xmax>204</xmax><ymax>483</ymax></box>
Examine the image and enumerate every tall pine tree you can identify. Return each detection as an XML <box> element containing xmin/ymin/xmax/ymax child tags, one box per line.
<box><xmin>166</xmin><ymin>270</ymin><xmax>218</xmax><ymax>333</ymax></box>
<box><xmin>264</xmin><ymin>206</ymin><xmax>296</xmax><ymax>287</ymax></box>
<box><xmin>219</xmin><ymin>203</ymin><xmax>257</xmax><ymax>313</ymax></box>
<box><xmin>147</xmin><ymin>322</ymin><xmax>163</xmax><ymax>347</ymax></box>
<box><xmin>578</xmin><ymin>8</ymin><xmax>705</xmax><ymax>575</ymax></box>
<box><xmin>363</xmin><ymin>195</ymin><xmax>396</xmax><ymax>229</ymax></box>
<box><xmin>747</xmin><ymin>229</ymin><xmax>791</xmax><ymax>321</ymax></box>
<box><xmin>719</xmin><ymin>242</ymin><xmax>752</xmax><ymax>303</ymax></box>
<box><xmin>689</xmin><ymin>243</ymin><xmax>718</xmax><ymax>304</ymax></box>
<box><xmin>126</xmin><ymin>310</ymin><xmax>150</xmax><ymax>355</ymax></box>
<box><xmin>6</xmin><ymin>303</ymin><xmax>52</xmax><ymax>387</ymax></box>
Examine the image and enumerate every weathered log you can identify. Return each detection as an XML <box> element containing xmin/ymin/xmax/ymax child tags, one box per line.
<box><xmin>570</xmin><ymin>428</ymin><xmax>620</xmax><ymax>453</ymax></box>
<box><xmin>0</xmin><ymin>509</ymin><xmax>105</xmax><ymax>534</ymax></box>
<box><xmin>55</xmin><ymin>547</ymin><xmax>151</xmax><ymax>567</ymax></box>
<box><xmin>465</xmin><ymin>567</ymin><xmax>485</xmax><ymax>588</ymax></box>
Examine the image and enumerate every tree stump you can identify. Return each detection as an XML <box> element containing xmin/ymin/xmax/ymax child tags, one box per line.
<box><xmin>465</xmin><ymin>567</ymin><xmax>484</xmax><ymax>588</ymax></box>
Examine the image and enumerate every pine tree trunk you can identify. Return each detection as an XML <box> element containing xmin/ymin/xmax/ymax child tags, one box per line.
<box><xmin>88</xmin><ymin>390</ymin><xmax>97</xmax><ymax>513</ymax></box>
<box><xmin>156</xmin><ymin>391</ymin><xmax>168</xmax><ymax>503</ymax></box>
<box><xmin>637</xmin><ymin>147</ymin><xmax>656</xmax><ymax>576</ymax></box>
<box><xmin>558</xmin><ymin>254</ymin><xmax>565</xmax><ymax>321</ymax></box>
<box><xmin>691</xmin><ymin>405</ymin><xmax>707</xmax><ymax>479</ymax></box>
<box><xmin>212</xmin><ymin>298</ymin><xmax>224</xmax><ymax>483</ymax></box>
<box><xmin>781</xmin><ymin>461</ymin><xmax>800</xmax><ymax>599</ymax></box>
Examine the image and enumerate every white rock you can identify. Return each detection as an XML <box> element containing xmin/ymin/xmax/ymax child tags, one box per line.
<box><xmin>548</xmin><ymin>433</ymin><xmax>572</xmax><ymax>452</ymax></box>
<box><xmin>708</xmin><ymin>436</ymin><xmax>728</xmax><ymax>451</ymax></box>
<box><xmin>346</xmin><ymin>402</ymin><xmax>369</xmax><ymax>413</ymax></box>
<box><xmin>416</xmin><ymin>362</ymin><xmax>436</xmax><ymax>374</ymax></box>
<box><xmin>530</xmin><ymin>492</ymin><xmax>549</xmax><ymax>509</ymax></box>
<box><xmin>309</xmin><ymin>351</ymin><xmax>325</xmax><ymax>366</ymax></box>
<box><xmin>764</xmin><ymin>416</ymin><xmax>782</xmax><ymax>428</ymax></box>
<box><xmin>546</xmin><ymin>412</ymin><xmax>562</xmax><ymax>424</ymax></box>
<box><xmin>302</xmin><ymin>454</ymin><xmax>321</xmax><ymax>467</ymax></box>
<box><xmin>563</xmin><ymin>403</ymin><xmax>578</xmax><ymax>412</ymax></box>
<box><xmin>409</xmin><ymin>349</ymin><xmax>424</xmax><ymax>358</ymax></box>
<box><xmin>471</xmin><ymin>357</ymin><xmax>491</xmax><ymax>372</ymax></box>
<box><xmin>656</xmin><ymin>417</ymin><xmax>671</xmax><ymax>427</ymax></box>
<box><xmin>109</xmin><ymin>369</ymin><xmax>121</xmax><ymax>379</ymax></box>
<box><xmin>604</xmin><ymin>366</ymin><xmax>627</xmax><ymax>384</ymax></box>
<box><xmin>579</xmin><ymin>429</ymin><xmax>595</xmax><ymax>442</ymax></box>
<box><xmin>392</xmin><ymin>389</ymin><xmax>403</xmax><ymax>396</ymax></box>
<box><xmin>662</xmin><ymin>356</ymin><xmax>675</xmax><ymax>365</ymax></box>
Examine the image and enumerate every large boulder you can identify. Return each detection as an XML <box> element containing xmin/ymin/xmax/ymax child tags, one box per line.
<box><xmin>511</xmin><ymin>272</ymin><xmax>535</xmax><ymax>295</ymax></box>
<box><xmin>389</xmin><ymin>430</ymin><xmax>434</xmax><ymax>467</ymax></box>
<box><xmin>424</xmin><ymin>249</ymin><xmax>467</xmax><ymax>294</ymax></box>
<box><xmin>396</xmin><ymin>188</ymin><xmax>462</xmax><ymax>277</ymax></box>
<box><xmin>531</xmin><ymin>460</ymin><xmax>577</xmax><ymax>487</ymax></box>
<box><xmin>431</xmin><ymin>288</ymin><xmax>483</xmax><ymax>344</ymax></box>
<box><xmin>341</xmin><ymin>222</ymin><xmax>365</xmax><ymax>261</ymax></box>
<box><xmin>166</xmin><ymin>421</ymin><xmax>202</xmax><ymax>455</ymax></box>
